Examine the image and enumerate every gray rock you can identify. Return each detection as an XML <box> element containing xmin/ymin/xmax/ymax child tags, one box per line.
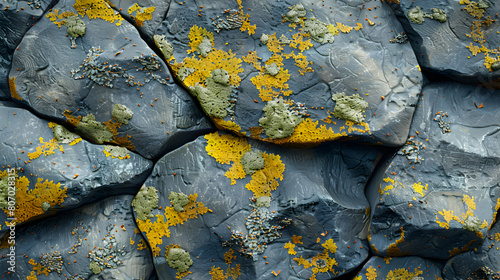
<box><xmin>8</xmin><ymin>0</ymin><xmax>212</xmax><ymax>159</ymax></box>
<box><xmin>155</xmin><ymin>0</ymin><xmax>422</xmax><ymax>147</ymax></box>
<box><xmin>0</xmin><ymin>195</ymin><xmax>154</xmax><ymax>279</ymax></box>
<box><xmin>367</xmin><ymin>82</ymin><xmax>500</xmax><ymax>259</ymax></box>
<box><xmin>388</xmin><ymin>0</ymin><xmax>500</xmax><ymax>86</ymax></box>
<box><xmin>353</xmin><ymin>256</ymin><xmax>443</xmax><ymax>279</ymax></box>
<box><xmin>132</xmin><ymin>131</ymin><xmax>388</xmax><ymax>279</ymax></box>
<box><xmin>0</xmin><ymin>101</ymin><xmax>152</xmax><ymax>232</ymax></box>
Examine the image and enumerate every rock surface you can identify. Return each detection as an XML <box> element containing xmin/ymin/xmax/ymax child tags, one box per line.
<box><xmin>0</xmin><ymin>101</ymin><xmax>152</xmax><ymax>232</ymax></box>
<box><xmin>354</xmin><ymin>255</ymin><xmax>444</xmax><ymax>280</ymax></box>
<box><xmin>8</xmin><ymin>0</ymin><xmax>213</xmax><ymax>159</ymax></box>
<box><xmin>367</xmin><ymin>82</ymin><xmax>500</xmax><ymax>259</ymax></box>
<box><xmin>388</xmin><ymin>0</ymin><xmax>500</xmax><ymax>86</ymax></box>
<box><xmin>132</xmin><ymin>132</ymin><xmax>388</xmax><ymax>279</ymax></box>
<box><xmin>0</xmin><ymin>195</ymin><xmax>154</xmax><ymax>279</ymax></box>
<box><xmin>157</xmin><ymin>0</ymin><xmax>422</xmax><ymax>147</ymax></box>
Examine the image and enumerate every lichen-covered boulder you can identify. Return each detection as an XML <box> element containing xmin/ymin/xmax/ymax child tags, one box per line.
<box><xmin>132</xmin><ymin>131</ymin><xmax>389</xmax><ymax>279</ymax></box>
<box><xmin>353</xmin><ymin>256</ymin><xmax>444</xmax><ymax>280</ymax></box>
<box><xmin>0</xmin><ymin>195</ymin><xmax>154</xmax><ymax>279</ymax></box>
<box><xmin>0</xmin><ymin>101</ymin><xmax>152</xmax><ymax>232</ymax></box>
<box><xmin>0</xmin><ymin>0</ymin><xmax>58</xmax><ymax>100</ymax></box>
<box><xmin>156</xmin><ymin>0</ymin><xmax>422</xmax><ymax>147</ymax></box>
<box><xmin>8</xmin><ymin>0</ymin><xmax>212</xmax><ymax>159</ymax></box>
<box><xmin>367</xmin><ymin>82</ymin><xmax>500</xmax><ymax>259</ymax></box>
<box><xmin>387</xmin><ymin>0</ymin><xmax>500</xmax><ymax>86</ymax></box>
<box><xmin>442</xmin><ymin>210</ymin><xmax>500</xmax><ymax>279</ymax></box>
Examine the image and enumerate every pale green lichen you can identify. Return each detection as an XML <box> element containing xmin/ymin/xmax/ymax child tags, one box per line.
<box><xmin>104</xmin><ymin>145</ymin><xmax>129</xmax><ymax>159</ymax></box>
<box><xmin>177</xmin><ymin>67</ymin><xmax>195</xmax><ymax>81</ymax></box>
<box><xmin>66</xmin><ymin>15</ymin><xmax>86</xmax><ymax>38</ymax></box>
<box><xmin>111</xmin><ymin>104</ymin><xmax>133</xmax><ymax>124</ymax></box>
<box><xmin>331</xmin><ymin>92</ymin><xmax>368</xmax><ymax>124</ymax></box>
<box><xmin>283</xmin><ymin>3</ymin><xmax>306</xmax><ymax>23</ymax></box>
<box><xmin>303</xmin><ymin>18</ymin><xmax>334</xmax><ymax>43</ymax></box>
<box><xmin>131</xmin><ymin>186</ymin><xmax>159</xmax><ymax>221</ymax></box>
<box><xmin>492</xmin><ymin>61</ymin><xmax>500</xmax><ymax>71</ymax></box>
<box><xmin>41</xmin><ymin>202</ymin><xmax>51</xmax><ymax>212</ymax></box>
<box><xmin>167</xmin><ymin>248</ymin><xmax>193</xmax><ymax>273</ymax></box>
<box><xmin>408</xmin><ymin>6</ymin><xmax>447</xmax><ymax>24</ymax></box>
<box><xmin>154</xmin><ymin>34</ymin><xmax>174</xmax><ymax>59</ymax></box>
<box><xmin>75</xmin><ymin>114</ymin><xmax>113</xmax><ymax>144</ymax></box>
<box><xmin>259</xmin><ymin>97</ymin><xmax>303</xmax><ymax>139</ymax></box>
<box><xmin>241</xmin><ymin>150</ymin><xmax>265</xmax><ymax>175</ymax></box>
<box><xmin>260</xmin><ymin>34</ymin><xmax>269</xmax><ymax>45</ymax></box>
<box><xmin>255</xmin><ymin>196</ymin><xmax>271</xmax><ymax>208</ymax></box>
<box><xmin>51</xmin><ymin>124</ymin><xmax>80</xmax><ymax>144</ymax></box>
<box><xmin>265</xmin><ymin>63</ymin><xmax>280</xmax><ymax>76</ymax></box>
<box><xmin>89</xmin><ymin>261</ymin><xmax>101</xmax><ymax>274</ymax></box>
<box><xmin>196</xmin><ymin>37</ymin><xmax>212</xmax><ymax>58</ymax></box>
<box><xmin>429</xmin><ymin>8</ymin><xmax>447</xmax><ymax>23</ymax></box>
<box><xmin>463</xmin><ymin>215</ymin><xmax>482</xmax><ymax>232</ymax></box>
<box><xmin>168</xmin><ymin>191</ymin><xmax>189</xmax><ymax>212</ymax></box>
<box><xmin>0</xmin><ymin>176</ymin><xmax>14</xmax><ymax>209</ymax></box>
<box><xmin>190</xmin><ymin>69</ymin><xmax>232</xmax><ymax>118</ymax></box>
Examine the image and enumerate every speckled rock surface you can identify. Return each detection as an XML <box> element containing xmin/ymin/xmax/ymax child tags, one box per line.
<box><xmin>0</xmin><ymin>101</ymin><xmax>152</xmax><ymax>232</ymax></box>
<box><xmin>388</xmin><ymin>0</ymin><xmax>500</xmax><ymax>86</ymax></box>
<box><xmin>0</xmin><ymin>195</ymin><xmax>154</xmax><ymax>279</ymax></box>
<box><xmin>132</xmin><ymin>131</ymin><xmax>388</xmax><ymax>279</ymax></box>
<box><xmin>442</xmin><ymin>214</ymin><xmax>500</xmax><ymax>280</ymax></box>
<box><xmin>367</xmin><ymin>82</ymin><xmax>500</xmax><ymax>260</ymax></box>
<box><xmin>156</xmin><ymin>0</ymin><xmax>422</xmax><ymax>147</ymax></box>
<box><xmin>353</xmin><ymin>255</ymin><xmax>444</xmax><ymax>280</ymax></box>
<box><xmin>8</xmin><ymin>0</ymin><xmax>213</xmax><ymax>159</ymax></box>
<box><xmin>0</xmin><ymin>0</ymin><xmax>57</xmax><ymax>100</ymax></box>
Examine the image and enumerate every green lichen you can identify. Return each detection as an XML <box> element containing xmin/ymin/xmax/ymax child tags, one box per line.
<box><xmin>303</xmin><ymin>18</ymin><xmax>334</xmax><ymax>43</ymax></box>
<box><xmin>154</xmin><ymin>34</ymin><xmax>174</xmax><ymax>59</ymax></box>
<box><xmin>463</xmin><ymin>215</ymin><xmax>482</xmax><ymax>232</ymax></box>
<box><xmin>241</xmin><ymin>150</ymin><xmax>265</xmax><ymax>175</ymax></box>
<box><xmin>259</xmin><ymin>97</ymin><xmax>303</xmax><ymax>139</ymax></box>
<box><xmin>331</xmin><ymin>92</ymin><xmax>368</xmax><ymax>124</ymax></box>
<box><xmin>283</xmin><ymin>3</ymin><xmax>306</xmax><ymax>23</ymax></box>
<box><xmin>189</xmin><ymin>69</ymin><xmax>232</xmax><ymax>118</ymax></box>
<box><xmin>279</xmin><ymin>34</ymin><xmax>291</xmax><ymax>44</ymax></box>
<box><xmin>111</xmin><ymin>104</ymin><xmax>133</xmax><ymax>124</ymax></box>
<box><xmin>492</xmin><ymin>61</ymin><xmax>500</xmax><ymax>71</ymax></box>
<box><xmin>477</xmin><ymin>0</ymin><xmax>489</xmax><ymax>9</ymax></box>
<box><xmin>429</xmin><ymin>8</ymin><xmax>447</xmax><ymax>23</ymax></box>
<box><xmin>260</xmin><ymin>34</ymin><xmax>269</xmax><ymax>45</ymax></box>
<box><xmin>66</xmin><ymin>15</ymin><xmax>86</xmax><ymax>38</ymax></box>
<box><xmin>167</xmin><ymin>248</ymin><xmax>193</xmax><ymax>273</ymax></box>
<box><xmin>408</xmin><ymin>6</ymin><xmax>425</xmax><ymax>24</ymax></box>
<box><xmin>75</xmin><ymin>114</ymin><xmax>113</xmax><ymax>144</ymax></box>
<box><xmin>131</xmin><ymin>186</ymin><xmax>159</xmax><ymax>221</ymax></box>
<box><xmin>196</xmin><ymin>37</ymin><xmax>212</xmax><ymax>58</ymax></box>
<box><xmin>42</xmin><ymin>202</ymin><xmax>51</xmax><ymax>212</ymax></box>
<box><xmin>265</xmin><ymin>63</ymin><xmax>280</xmax><ymax>76</ymax></box>
<box><xmin>51</xmin><ymin>124</ymin><xmax>80</xmax><ymax>144</ymax></box>
<box><xmin>0</xmin><ymin>176</ymin><xmax>14</xmax><ymax>209</ymax></box>
<box><xmin>104</xmin><ymin>145</ymin><xmax>129</xmax><ymax>159</ymax></box>
<box><xmin>89</xmin><ymin>261</ymin><xmax>101</xmax><ymax>274</ymax></box>
<box><xmin>177</xmin><ymin>67</ymin><xmax>195</xmax><ymax>81</ymax></box>
<box><xmin>168</xmin><ymin>191</ymin><xmax>189</xmax><ymax>212</ymax></box>
<box><xmin>255</xmin><ymin>196</ymin><xmax>271</xmax><ymax>208</ymax></box>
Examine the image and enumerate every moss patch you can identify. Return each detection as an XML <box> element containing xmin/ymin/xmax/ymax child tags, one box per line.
<box><xmin>331</xmin><ymin>92</ymin><xmax>368</xmax><ymax>124</ymax></box>
<box><xmin>131</xmin><ymin>186</ymin><xmax>159</xmax><ymax>221</ymax></box>
<box><xmin>259</xmin><ymin>97</ymin><xmax>302</xmax><ymax>139</ymax></box>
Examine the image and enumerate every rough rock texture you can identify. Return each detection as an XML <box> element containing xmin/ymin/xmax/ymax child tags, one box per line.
<box><xmin>8</xmin><ymin>0</ymin><xmax>213</xmax><ymax>159</ymax></box>
<box><xmin>157</xmin><ymin>0</ymin><xmax>422</xmax><ymax>147</ymax></box>
<box><xmin>0</xmin><ymin>0</ymin><xmax>58</xmax><ymax>100</ymax></box>
<box><xmin>0</xmin><ymin>101</ymin><xmax>152</xmax><ymax>232</ymax></box>
<box><xmin>0</xmin><ymin>195</ymin><xmax>154</xmax><ymax>279</ymax></box>
<box><xmin>367</xmin><ymin>82</ymin><xmax>500</xmax><ymax>259</ymax></box>
<box><xmin>354</xmin><ymin>255</ymin><xmax>444</xmax><ymax>279</ymax></box>
<box><xmin>443</xmin><ymin>213</ymin><xmax>500</xmax><ymax>280</ymax></box>
<box><xmin>388</xmin><ymin>0</ymin><xmax>500</xmax><ymax>86</ymax></box>
<box><xmin>132</xmin><ymin>132</ymin><xmax>388</xmax><ymax>279</ymax></box>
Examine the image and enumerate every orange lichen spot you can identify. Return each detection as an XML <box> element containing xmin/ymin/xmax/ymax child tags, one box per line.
<box><xmin>63</xmin><ymin>110</ymin><xmax>82</xmax><ymax>127</ymax></box>
<box><xmin>8</xmin><ymin>77</ymin><xmax>22</xmax><ymax>100</ymax></box>
<box><xmin>245</xmin><ymin>152</ymin><xmax>285</xmax><ymax>197</ymax></box>
<box><xmin>74</xmin><ymin>0</ymin><xmax>123</xmax><ymax>25</ymax></box>
<box><xmin>242</xmin><ymin>51</ymin><xmax>262</xmax><ymax>71</ymax></box>
<box><xmin>187</xmin><ymin>25</ymin><xmax>214</xmax><ymax>54</ymax></box>
<box><xmin>28</xmin><ymin>137</ymin><xmax>64</xmax><ymax>160</ymax></box>
<box><xmin>127</xmin><ymin>3</ymin><xmax>155</xmax><ymax>26</ymax></box>
<box><xmin>386</xmin><ymin>227</ymin><xmax>408</xmax><ymax>257</ymax></box>
<box><xmin>205</xmin><ymin>132</ymin><xmax>251</xmax><ymax>185</ymax></box>
<box><xmin>386</xmin><ymin>268</ymin><xmax>423</xmax><ymax>280</ymax></box>
<box><xmin>291</xmin><ymin>235</ymin><xmax>303</xmax><ymax>244</ymax></box>
<box><xmin>212</xmin><ymin>118</ymin><xmax>242</xmax><ymax>134</ymax></box>
<box><xmin>249</xmin><ymin>126</ymin><xmax>263</xmax><ymax>139</ymax></box>
<box><xmin>284</xmin><ymin>242</ymin><xmax>297</xmax><ymax>255</ymax></box>
<box><xmin>366</xmin><ymin>266</ymin><xmax>377</xmax><ymax>280</ymax></box>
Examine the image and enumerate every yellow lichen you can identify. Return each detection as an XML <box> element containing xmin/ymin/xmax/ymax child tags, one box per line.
<box><xmin>412</xmin><ymin>182</ymin><xmax>427</xmax><ymax>197</ymax></box>
<box><xmin>293</xmin><ymin>238</ymin><xmax>338</xmax><ymax>278</ymax></box>
<box><xmin>136</xmin><ymin>193</ymin><xmax>209</xmax><ymax>257</ymax></box>
<box><xmin>28</xmin><ymin>137</ymin><xmax>64</xmax><ymax>160</ymax></box>
<box><xmin>461</xmin><ymin>0</ymin><xmax>487</xmax><ymax>19</ymax></box>
<box><xmin>224</xmin><ymin>249</ymin><xmax>236</xmax><ymax>264</ymax></box>
<box><xmin>209</xmin><ymin>264</ymin><xmax>241</xmax><ymax>280</ymax></box>
<box><xmin>73</xmin><ymin>0</ymin><xmax>123</xmax><ymax>26</ymax></box>
<box><xmin>335</xmin><ymin>22</ymin><xmax>353</xmax><ymax>33</ymax></box>
<box><xmin>29</xmin><ymin>258</ymin><xmax>49</xmax><ymax>276</ymax></box>
<box><xmin>212</xmin><ymin>118</ymin><xmax>242</xmax><ymax>134</ymax></box>
<box><xmin>45</xmin><ymin>9</ymin><xmax>75</xmax><ymax>27</ymax></box>
<box><xmin>289</xmin><ymin>33</ymin><xmax>313</xmax><ymax>52</ymax></box>
<box><xmin>127</xmin><ymin>3</ymin><xmax>155</xmax><ymax>26</ymax></box>
<box><xmin>187</xmin><ymin>25</ymin><xmax>214</xmax><ymax>54</ymax></box>
<box><xmin>366</xmin><ymin>266</ymin><xmax>377</xmax><ymax>280</ymax></box>
<box><xmin>386</xmin><ymin>227</ymin><xmax>408</xmax><ymax>257</ymax></box>
<box><xmin>285</xmin><ymin>242</ymin><xmax>297</xmax><ymax>255</ymax></box>
<box><xmin>354</xmin><ymin>23</ymin><xmax>363</xmax><ymax>31</ymax></box>
<box><xmin>251</xmin><ymin>69</ymin><xmax>291</xmax><ymax>101</ymax></box>
<box><xmin>137</xmin><ymin>238</ymin><xmax>149</xmax><ymax>250</ymax></box>
<box><xmin>266</xmin><ymin>33</ymin><xmax>283</xmax><ymax>54</ymax></box>
<box><xmin>245</xmin><ymin>152</ymin><xmax>285</xmax><ymax>197</ymax></box>
<box><xmin>242</xmin><ymin>51</ymin><xmax>262</xmax><ymax>71</ymax></box>
<box><xmin>322</xmin><ymin>239</ymin><xmax>337</xmax><ymax>253</ymax></box>
<box><xmin>436</xmin><ymin>195</ymin><xmax>487</xmax><ymax>232</ymax></box>
<box><xmin>291</xmin><ymin>235</ymin><xmax>303</xmax><ymax>244</ymax></box>
<box><xmin>386</xmin><ymin>268</ymin><xmax>423</xmax><ymax>280</ymax></box>
<box><xmin>8</xmin><ymin>77</ymin><xmax>22</xmax><ymax>100</ymax></box>
<box><xmin>284</xmin><ymin>51</ymin><xmax>313</xmax><ymax>75</ymax></box>
<box><xmin>490</xmin><ymin>198</ymin><xmax>500</xmax><ymax>230</ymax></box>
<box><xmin>448</xmin><ymin>240</ymin><xmax>475</xmax><ymax>257</ymax></box>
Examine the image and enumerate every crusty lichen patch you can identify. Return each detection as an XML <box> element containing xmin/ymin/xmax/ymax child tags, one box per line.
<box><xmin>132</xmin><ymin>186</ymin><xmax>159</xmax><ymax>221</ymax></box>
<box><xmin>190</xmin><ymin>69</ymin><xmax>233</xmax><ymax>118</ymax></box>
<box><xmin>331</xmin><ymin>92</ymin><xmax>368</xmax><ymax>124</ymax></box>
<box><xmin>259</xmin><ymin>98</ymin><xmax>303</xmax><ymax>139</ymax></box>
<box><xmin>111</xmin><ymin>104</ymin><xmax>133</xmax><ymax>124</ymax></box>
